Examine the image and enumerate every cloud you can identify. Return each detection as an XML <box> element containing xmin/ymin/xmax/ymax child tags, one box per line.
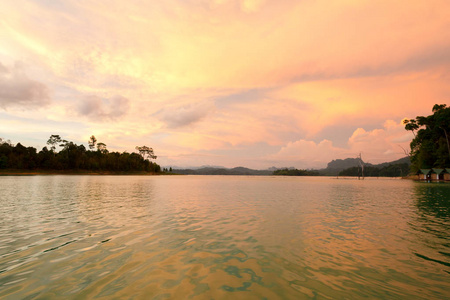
<box><xmin>0</xmin><ymin>62</ymin><xmax>51</xmax><ymax>109</ymax></box>
<box><xmin>3</xmin><ymin>0</ymin><xmax>449</xmax><ymax>93</ymax></box>
<box><xmin>1</xmin><ymin>1</ymin><xmax>448</xmax><ymax>169</ymax></box>
<box><xmin>77</xmin><ymin>95</ymin><xmax>130</xmax><ymax>121</ymax></box>
<box><xmin>270</xmin><ymin>139</ymin><xmax>343</xmax><ymax>168</ymax></box>
<box><xmin>155</xmin><ymin>101</ymin><xmax>215</xmax><ymax>128</ymax></box>
<box><xmin>347</xmin><ymin>120</ymin><xmax>412</xmax><ymax>156</ymax></box>
<box><xmin>268</xmin><ymin>120</ymin><xmax>412</xmax><ymax>169</ymax></box>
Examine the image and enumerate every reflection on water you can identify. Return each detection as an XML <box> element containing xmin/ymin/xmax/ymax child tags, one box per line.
<box><xmin>410</xmin><ymin>184</ymin><xmax>450</xmax><ymax>272</ymax></box>
<box><xmin>414</xmin><ymin>183</ymin><xmax>450</xmax><ymax>220</ymax></box>
<box><xmin>0</xmin><ymin>176</ymin><xmax>449</xmax><ymax>299</ymax></box>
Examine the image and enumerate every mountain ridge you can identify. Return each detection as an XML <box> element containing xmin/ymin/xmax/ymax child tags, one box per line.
<box><xmin>171</xmin><ymin>157</ymin><xmax>410</xmax><ymax>176</ymax></box>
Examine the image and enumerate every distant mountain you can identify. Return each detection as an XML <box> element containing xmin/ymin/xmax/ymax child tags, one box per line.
<box><xmin>318</xmin><ymin>158</ymin><xmax>367</xmax><ymax>175</ymax></box>
<box><xmin>172</xmin><ymin>157</ymin><xmax>411</xmax><ymax>176</ymax></box>
<box><xmin>318</xmin><ymin>157</ymin><xmax>410</xmax><ymax>176</ymax></box>
<box><xmin>328</xmin><ymin>158</ymin><xmax>365</xmax><ymax>169</ymax></box>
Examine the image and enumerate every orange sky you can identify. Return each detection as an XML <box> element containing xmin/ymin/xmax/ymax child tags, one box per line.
<box><xmin>1</xmin><ymin>0</ymin><xmax>449</xmax><ymax>168</ymax></box>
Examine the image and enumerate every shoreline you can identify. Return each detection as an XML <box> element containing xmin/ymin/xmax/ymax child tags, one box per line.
<box><xmin>2</xmin><ymin>170</ymin><xmax>446</xmax><ymax>181</ymax></box>
<box><xmin>0</xmin><ymin>169</ymin><xmax>425</xmax><ymax>179</ymax></box>
<box><xmin>0</xmin><ymin>169</ymin><xmax>161</xmax><ymax>176</ymax></box>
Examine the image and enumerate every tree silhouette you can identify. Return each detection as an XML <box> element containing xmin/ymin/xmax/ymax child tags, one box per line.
<box><xmin>135</xmin><ymin>146</ymin><xmax>157</xmax><ymax>160</ymax></box>
<box><xmin>88</xmin><ymin>135</ymin><xmax>97</xmax><ymax>150</ymax></box>
<box><xmin>97</xmin><ymin>142</ymin><xmax>108</xmax><ymax>154</ymax></box>
<box><xmin>47</xmin><ymin>135</ymin><xmax>62</xmax><ymax>152</ymax></box>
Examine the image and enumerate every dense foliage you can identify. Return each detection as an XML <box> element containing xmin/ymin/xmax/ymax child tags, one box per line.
<box><xmin>0</xmin><ymin>136</ymin><xmax>161</xmax><ymax>173</ymax></box>
<box><xmin>338</xmin><ymin>163</ymin><xmax>410</xmax><ymax>177</ymax></box>
<box><xmin>404</xmin><ymin>104</ymin><xmax>450</xmax><ymax>171</ymax></box>
<box><xmin>273</xmin><ymin>168</ymin><xmax>319</xmax><ymax>176</ymax></box>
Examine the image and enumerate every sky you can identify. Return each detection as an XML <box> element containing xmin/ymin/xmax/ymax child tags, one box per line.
<box><xmin>0</xmin><ymin>0</ymin><xmax>449</xmax><ymax>169</ymax></box>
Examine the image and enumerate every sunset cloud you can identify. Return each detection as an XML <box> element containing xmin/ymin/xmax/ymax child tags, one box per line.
<box><xmin>77</xmin><ymin>95</ymin><xmax>130</xmax><ymax>121</ymax></box>
<box><xmin>268</xmin><ymin>120</ymin><xmax>412</xmax><ymax>169</ymax></box>
<box><xmin>0</xmin><ymin>0</ymin><xmax>448</xmax><ymax>168</ymax></box>
<box><xmin>0</xmin><ymin>62</ymin><xmax>50</xmax><ymax>109</ymax></box>
<box><xmin>155</xmin><ymin>101</ymin><xmax>215</xmax><ymax>128</ymax></box>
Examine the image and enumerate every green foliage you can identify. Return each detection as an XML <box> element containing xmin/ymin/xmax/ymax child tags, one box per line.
<box><xmin>273</xmin><ymin>168</ymin><xmax>319</xmax><ymax>176</ymax></box>
<box><xmin>405</xmin><ymin>104</ymin><xmax>450</xmax><ymax>171</ymax></box>
<box><xmin>0</xmin><ymin>135</ymin><xmax>161</xmax><ymax>173</ymax></box>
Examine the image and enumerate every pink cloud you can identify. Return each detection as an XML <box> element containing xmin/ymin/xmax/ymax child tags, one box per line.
<box><xmin>0</xmin><ymin>62</ymin><xmax>50</xmax><ymax>109</ymax></box>
<box><xmin>76</xmin><ymin>95</ymin><xmax>130</xmax><ymax>121</ymax></box>
<box><xmin>268</xmin><ymin>120</ymin><xmax>412</xmax><ymax>169</ymax></box>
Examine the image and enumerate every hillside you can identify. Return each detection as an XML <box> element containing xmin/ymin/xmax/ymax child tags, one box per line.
<box><xmin>172</xmin><ymin>157</ymin><xmax>411</xmax><ymax>176</ymax></box>
<box><xmin>319</xmin><ymin>158</ymin><xmax>365</xmax><ymax>175</ymax></box>
<box><xmin>374</xmin><ymin>157</ymin><xmax>411</xmax><ymax>169</ymax></box>
<box><xmin>318</xmin><ymin>157</ymin><xmax>410</xmax><ymax>176</ymax></box>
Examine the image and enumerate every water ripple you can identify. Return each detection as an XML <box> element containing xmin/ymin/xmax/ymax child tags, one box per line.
<box><xmin>0</xmin><ymin>176</ymin><xmax>449</xmax><ymax>299</ymax></box>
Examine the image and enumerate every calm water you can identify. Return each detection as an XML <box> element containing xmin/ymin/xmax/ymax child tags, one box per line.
<box><xmin>0</xmin><ymin>176</ymin><xmax>449</xmax><ymax>299</ymax></box>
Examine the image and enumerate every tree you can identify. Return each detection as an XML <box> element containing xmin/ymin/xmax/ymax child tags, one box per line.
<box><xmin>433</xmin><ymin>104</ymin><xmax>450</xmax><ymax>161</ymax></box>
<box><xmin>47</xmin><ymin>135</ymin><xmax>62</xmax><ymax>153</ymax></box>
<box><xmin>88</xmin><ymin>135</ymin><xmax>97</xmax><ymax>150</ymax></box>
<box><xmin>135</xmin><ymin>146</ymin><xmax>157</xmax><ymax>160</ymax></box>
<box><xmin>403</xmin><ymin>119</ymin><xmax>419</xmax><ymax>137</ymax></box>
<box><xmin>97</xmin><ymin>142</ymin><xmax>108</xmax><ymax>154</ymax></box>
<box><xmin>0</xmin><ymin>138</ymin><xmax>12</xmax><ymax>146</ymax></box>
<box><xmin>405</xmin><ymin>104</ymin><xmax>450</xmax><ymax>171</ymax></box>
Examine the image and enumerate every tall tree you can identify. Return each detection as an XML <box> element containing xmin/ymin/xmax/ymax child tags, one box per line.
<box><xmin>47</xmin><ymin>135</ymin><xmax>62</xmax><ymax>153</ymax></box>
<box><xmin>433</xmin><ymin>104</ymin><xmax>450</xmax><ymax>161</ymax></box>
<box><xmin>135</xmin><ymin>146</ymin><xmax>157</xmax><ymax>160</ymax></box>
<box><xmin>97</xmin><ymin>142</ymin><xmax>108</xmax><ymax>154</ymax></box>
<box><xmin>88</xmin><ymin>135</ymin><xmax>97</xmax><ymax>150</ymax></box>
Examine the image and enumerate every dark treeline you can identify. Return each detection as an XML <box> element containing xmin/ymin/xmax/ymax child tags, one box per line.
<box><xmin>273</xmin><ymin>168</ymin><xmax>319</xmax><ymax>176</ymax></box>
<box><xmin>173</xmin><ymin>167</ymin><xmax>273</xmax><ymax>175</ymax></box>
<box><xmin>338</xmin><ymin>163</ymin><xmax>410</xmax><ymax>177</ymax></box>
<box><xmin>0</xmin><ymin>135</ymin><xmax>161</xmax><ymax>173</ymax></box>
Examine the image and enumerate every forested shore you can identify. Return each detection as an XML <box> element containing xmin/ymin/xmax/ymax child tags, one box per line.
<box><xmin>0</xmin><ymin>135</ymin><xmax>161</xmax><ymax>174</ymax></box>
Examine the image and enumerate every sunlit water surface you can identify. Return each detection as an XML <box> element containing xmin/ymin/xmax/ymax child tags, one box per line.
<box><xmin>0</xmin><ymin>175</ymin><xmax>449</xmax><ymax>299</ymax></box>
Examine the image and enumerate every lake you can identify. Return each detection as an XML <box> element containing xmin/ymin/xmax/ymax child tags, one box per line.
<box><xmin>0</xmin><ymin>175</ymin><xmax>449</xmax><ymax>299</ymax></box>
